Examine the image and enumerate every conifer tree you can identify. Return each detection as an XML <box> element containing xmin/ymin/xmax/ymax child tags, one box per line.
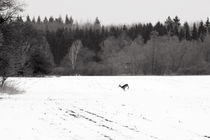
<box><xmin>178</xmin><ymin>28</ymin><xmax>185</xmax><ymax>41</ymax></box>
<box><xmin>165</xmin><ymin>16</ymin><xmax>173</xmax><ymax>35</ymax></box>
<box><xmin>37</xmin><ymin>16</ymin><xmax>41</xmax><ymax>23</ymax></box>
<box><xmin>205</xmin><ymin>17</ymin><xmax>210</xmax><ymax>34</ymax></box>
<box><xmin>173</xmin><ymin>16</ymin><xmax>180</xmax><ymax>36</ymax></box>
<box><xmin>198</xmin><ymin>21</ymin><xmax>206</xmax><ymax>41</ymax></box>
<box><xmin>32</xmin><ymin>17</ymin><xmax>36</xmax><ymax>23</ymax></box>
<box><xmin>56</xmin><ymin>16</ymin><xmax>63</xmax><ymax>23</ymax></box>
<box><xmin>16</xmin><ymin>16</ymin><xmax>23</xmax><ymax>23</ymax></box>
<box><xmin>69</xmin><ymin>16</ymin><xmax>74</xmax><ymax>25</ymax></box>
<box><xmin>49</xmin><ymin>16</ymin><xmax>54</xmax><ymax>23</ymax></box>
<box><xmin>26</xmin><ymin>15</ymin><xmax>31</xmax><ymax>22</ymax></box>
<box><xmin>43</xmin><ymin>17</ymin><xmax>48</xmax><ymax>23</ymax></box>
<box><xmin>173</xmin><ymin>16</ymin><xmax>180</xmax><ymax>26</ymax></box>
<box><xmin>65</xmin><ymin>15</ymin><xmax>69</xmax><ymax>24</ymax></box>
<box><xmin>192</xmin><ymin>23</ymin><xmax>198</xmax><ymax>40</ymax></box>
<box><xmin>183</xmin><ymin>22</ymin><xmax>191</xmax><ymax>40</ymax></box>
<box><xmin>94</xmin><ymin>17</ymin><xmax>101</xmax><ymax>30</ymax></box>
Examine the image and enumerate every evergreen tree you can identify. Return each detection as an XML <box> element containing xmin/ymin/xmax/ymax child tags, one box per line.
<box><xmin>37</xmin><ymin>16</ymin><xmax>41</xmax><ymax>23</ymax></box>
<box><xmin>178</xmin><ymin>28</ymin><xmax>185</xmax><ymax>41</ymax></box>
<box><xmin>49</xmin><ymin>16</ymin><xmax>54</xmax><ymax>23</ymax></box>
<box><xmin>16</xmin><ymin>16</ymin><xmax>23</xmax><ymax>23</ymax></box>
<box><xmin>65</xmin><ymin>15</ymin><xmax>70</xmax><ymax>24</ymax></box>
<box><xmin>32</xmin><ymin>17</ymin><xmax>36</xmax><ymax>23</ymax></box>
<box><xmin>205</xmin><ymin>17</ymin><xmax>210</xmax><ymax>34</ymax></box>
<box><xmin>94</xmin><ymin>17</ymin><xmax>100</xmax><ymax>25</ymax></box>
<box><xmin>69</xmin><ymin>16</ymin><xmax>74</xmax><ymax>25</ymax></box>
<box><xmin>165</xmin><ymin>16</ymin><xmax>173</xmax><ymax>35</ymax></box>
<box><xmin>183</xmin><ymin>22</ymin><xmax>191</xmax><ymax>40</ymax></box>
<box><xmin>154</xmin><ymin>22</ymin><xmax>167</xmax><ymax>36</ymax></box>
<box><xmin>26</xmin><ymin>15</ymin><xmax>31</xmax><ymax>22</ymax></box>
<box><xmin>173</xmin><ymin>16</ymin><xmax>181</xmax><ymax>26</ymax></box>
<box><xmin>198</xmin><ymin>21</ymin><xmax>206</xmax><ymax>41</ymax></box>
<box><xmin>56</xmin><ymin>16</ymin><xmax>63</xmax><ymax>23</ymax></box>
<box><xmin>94</xmin><ymin>17</ymin><xmax>101</xmax><ymax>30</ymax></box>
<box><xmin>192</xmin><ymin>23</ymin><xmax>198</xmax><ymax>40</ymax></box>
<box><xmin>173</xmin><ymin>16</ymin><xmax>180</xmax><ymax>36</ymax></box>
<box><xmin>43</xmin><ymin>17</ymin><xmax>48</xmax><ymax>23</ymax></box>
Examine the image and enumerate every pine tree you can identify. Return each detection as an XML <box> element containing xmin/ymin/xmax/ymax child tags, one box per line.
<box><xmin>178</xmin><ymin>28</ymin><xmax>185</xmax><ymax>41</ymax></box>
<box><xmin>154</xmin><ymin>22</ymin><xmax>167</xmax><ymax>36</ymax></box>
<box><xmin>43</xmin><ymin>17</ymin><xmax>48</xmax><ymax>23</ymax></box>
<box><xmin>65</xmin><ymin>15</ymin><xmax>69</xmax><ymax>24</ymax></box>
<box><xmin>198</xmin><ymin>21</ymin><xmax>206</xmax><ymax>41</ymax></box>
<box><xmin>49</xmin><ymin>16</ymin><xmax>54</xmax><ymax>23</ymax></box>
<box><xmin>183</xmin><ymin>22</ymin><xmax>191</xmax><ymax>40</ymax></box>
<box><xmin>56</xmin><ymin>16</ymin><xmax>63</xmax><ymax>23</ymax></box>
<box><xmin>32</xmin><ymin>17</ymin><xmax>36</xmax><ymax>23</ymax></box>
<box><xmin>192</xmin><ymin>23</ymin><xmax>198</xmax><ymax>40</ymax></box>
<box><xmin>26</xmin><ymin>15</ymin><xmax>31</xmax><ymax>22</ymax></box>
<box><xmin>37</xmin><ymin>16</ymin><xmax>41</xmax><ymax>23</ymax></box>
<box><xmin>16</xmin><ymin>16</ymin><xmax>23</xmax><ymax>23</ymax></box>
<box><xmin>165</xmin><ymin>16</ymin><xmax>173</xmax><ymax>35</ymax></box>
<box><xmin>173</xmin><ymin>16</ymin><xmax>181</xmax><ymax>36</ymax></box>
<box><xmin>69</xmin><ymin>16</ymin><xmax>74</xmax><ymax>25</ymax></box>
<box><xmin>173</xmin><ymin>16</ymin><xmax>181</xmax><ymax>26</ymax></box>
<box><xmin>205</xmin><ymin>17</ymin><xmax>210</xmax><ymax>34</ymax></box>
<box><xmin>94</xmin><ymin>17</ymin><xmax>101</xmax><ymax>30</ymax></box>
<box><xmin>94</xmin><ymin>17</ymin><xmax>100</xmax><ymax>25</ymax></box>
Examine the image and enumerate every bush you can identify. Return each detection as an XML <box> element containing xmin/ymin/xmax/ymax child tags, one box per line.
<box><xmin>177</xmin><ymin>63</ymin><xmax>210</xmax><ymax>75</ymax></box>
<box><xmin>52</xmin><ymin>67</ymin><xmax>72</xmax><ymax>75</ymax></box>
<box><xmin>0</xmin><ymin>80</ymin><xmax>24</xmax><ymax>95</ymax></box>
<box><xmin>29</xmin><ymin>51</ymin><xmax>52</xmax><ymax>76</ymax></box>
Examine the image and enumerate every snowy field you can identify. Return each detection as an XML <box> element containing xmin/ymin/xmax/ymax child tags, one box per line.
<box><xmin>0</xmin><ymin>76</ymin><xmax>210</xmax><ymax>140</ymax></box>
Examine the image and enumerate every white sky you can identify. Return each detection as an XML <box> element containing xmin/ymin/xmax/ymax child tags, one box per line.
<box><xmin>22</xmin><ymin>0</ymin><xmax>210</xmax><ymax>25</ymax></box>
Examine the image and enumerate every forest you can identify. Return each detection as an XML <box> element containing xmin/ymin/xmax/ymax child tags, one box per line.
<box><xmin>1</xmin><ymin>0</ymin><xmax>210</xmax><ymax>76</ymax></box>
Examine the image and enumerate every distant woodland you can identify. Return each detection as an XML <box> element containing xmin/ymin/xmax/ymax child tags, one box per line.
<box><xmin>1</xmin><ymin>0</ymin><xmax>210</xmax><ymax>76</ymax></box>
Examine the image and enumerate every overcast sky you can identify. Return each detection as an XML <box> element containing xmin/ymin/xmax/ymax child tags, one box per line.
<box><xmin>23</xmin><ymin>0</ymin><xmax>210</xmax><ymax>25</ymax></box>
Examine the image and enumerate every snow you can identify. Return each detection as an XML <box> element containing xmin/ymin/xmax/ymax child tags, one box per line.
<box><xmin>0</xmin><ymin>76</ymin><xmax>210</xmax><ymax>140</ymax></box>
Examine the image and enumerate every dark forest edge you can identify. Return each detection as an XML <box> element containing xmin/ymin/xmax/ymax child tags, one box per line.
<box><xmin>1</xmin><ymin>0</ymin><xmax>210</xmax><ymax>81</ymax></box>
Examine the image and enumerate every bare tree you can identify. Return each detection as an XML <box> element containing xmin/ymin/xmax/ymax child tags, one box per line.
<box><xmin>0</xmin><ymin>0</ymin><xmax>23</xmax><ymax>88</ymax></box>
<box><xmin>0</xmin><ymin>0</ymin><xmax>23</xmax><ymax>24</ymax></box>
<box><xmin>69</xmin><ymin>40</ymin><xmax>82</xmax><ymax>72</ymax></box>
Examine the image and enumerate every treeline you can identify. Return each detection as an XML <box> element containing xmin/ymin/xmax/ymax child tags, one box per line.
<box><xmin>24</xmin><ymin>15</ymin><xmax>210</xmax><ymax>61</ymax></box>
<box><xmin>1</xmin><ymin>14</ymin><xmax>210</xmax><ymax>76</ymax></box>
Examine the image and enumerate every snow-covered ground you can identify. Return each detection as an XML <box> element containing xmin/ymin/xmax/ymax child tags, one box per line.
<box><xmin>0</xmin><ymin>76</ymin><xmax>210</xmax><ymax>140</ymax></box>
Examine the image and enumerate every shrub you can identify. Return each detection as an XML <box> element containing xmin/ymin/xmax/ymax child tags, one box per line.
<box><xmin>0</xmin><ymin>80</ymin><xmax>24</xmax><ymax>95</ymax></box>
<box><xmin>52</xmin><ymin>67</ymin><xmax>72</xmax><ymax>75</ymax></box>
<box><xmin>29</xmin><ymin>51</ymin><xmax>52</xmax><ymax>76</ymax></box>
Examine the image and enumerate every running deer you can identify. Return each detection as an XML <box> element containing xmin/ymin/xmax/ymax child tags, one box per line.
<box><xmin>119</xmin><ymin>84</ymin><xmax>129</xmax><ymax>91</ymax></box>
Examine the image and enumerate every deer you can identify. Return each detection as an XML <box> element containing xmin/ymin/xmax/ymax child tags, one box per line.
<box><xmin>119</xmin><ymin>84</ymin><xmax>129</xmax><ymax>91</ymax></box>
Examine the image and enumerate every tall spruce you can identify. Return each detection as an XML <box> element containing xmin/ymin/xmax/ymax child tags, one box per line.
<box><xmin>26</xmin><ymin>15</ymin><xmax>31</xmax><ymax>22</ymax></box>
<box><xmin>192</xmin><ymin>23</ymin><xmax>198</xmax><ymax>40</ymax></box>
<box><xmin>205</xmin><ymin>17</ymin><xmax>210</xmax><ymax>34</ymax></box>
<box><xmin>198</xmin><ymin>21</ymin><xmax>206</xmax><ymax>41</ymax></box>
<box><xmin>165</xmin><ymin>16</ymin><xmax>173</xmax><ymax>35</ymax></box>
<box><xmin>65</xmin><ymin>15</ymin><xmax>70</xmax><ymax>24</ymax></box>
<box><xmin>43</xmin><ymin>17</ymin><xmax>48</xmax><ymax>23</ymax></box>
<box><xmin>173</xmin><ymin>16</ymin><xmax>181</xmax><ymax>36</ymax></box>
<box><xmin>49</xmin><ymin>16</ymin><xmax>54</xmax><ymax>23</ymax></box>
<box><xmin>183</xmin><ymin>22</ymin><xmax>191</xmax><ymax>40</ymax></box>
<box><xmin>37</xmin><ymin>16</ymin><xmax>41</xmax><ymax>23</ymax></box>
<box><xmin>178</xmin><ymin>28</ymin><xmax>185</xmax><ymax>41</ymax></box>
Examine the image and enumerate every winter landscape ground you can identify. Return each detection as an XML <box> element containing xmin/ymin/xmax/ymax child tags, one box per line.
<box><xmin>0</xmin><ymin>76</ymin><xmax>210</xmax><ymax>140</ymax></box>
